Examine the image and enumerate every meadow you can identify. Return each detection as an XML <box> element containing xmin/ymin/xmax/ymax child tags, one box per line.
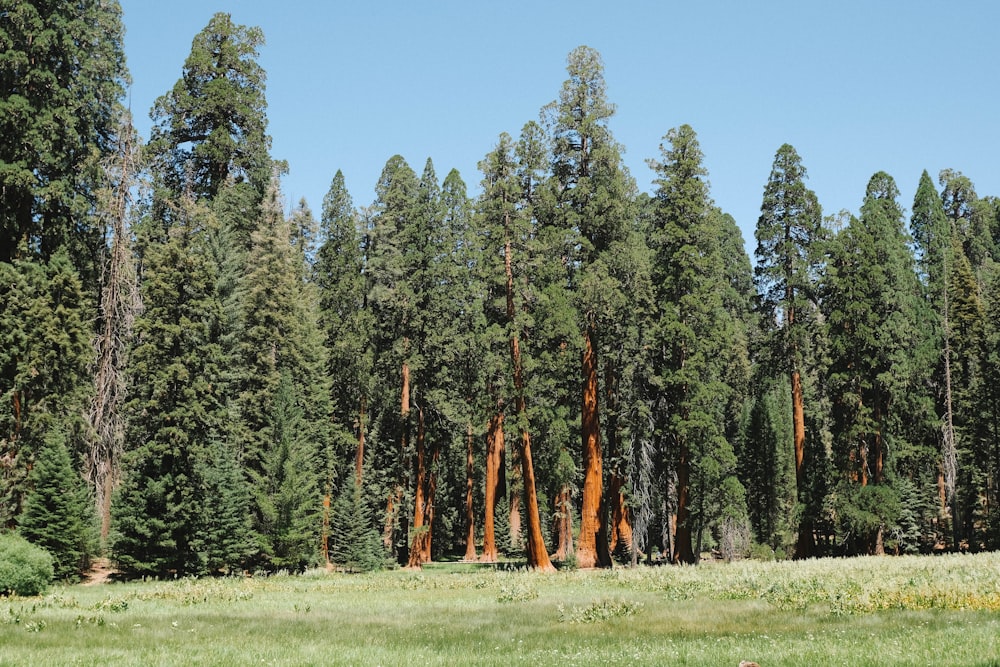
<box><xmin>2</xmin><ymin>553</ymin><xmax>1000</xmax><ymax>666</ymax></box>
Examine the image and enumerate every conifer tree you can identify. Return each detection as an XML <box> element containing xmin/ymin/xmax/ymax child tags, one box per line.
<box><xmin>0</xmin><ymin>251</ymin><xmax>92</xmax><ymax>529</ymax></box>
<box><xmin>753</xmin><ymin>144</ymin><xmax>826</xmax><ymax>558</ymax></box>
<box><xmin>113</xmin><ymin>196</ymin><xmax>224</xmax><ymax>576</ymax></box>
<box><xmin>648</xmin><ymin>125</ymin><xmax>748</xmax><ymax>563</ymax></box>
<box><xmin>147</xmin><ymin>12</ymin><xmax>272</xmax><ymax>203</ymax></box>
<box><xmin>0</xmin><ymin>0</ymin><xmax>129</xmax><ymax>274</ymax></box>
<box><xmin>823</xmin><ymin>172</ymin><xmax>925</xmax><ymax>554</ymax></box>
<box><xmin>18</xmin><ymin>429</ymin><xmax>94</xmax><ymax>580</ymax></box>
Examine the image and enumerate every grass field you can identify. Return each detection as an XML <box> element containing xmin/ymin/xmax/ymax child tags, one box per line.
<box><xmin>2</xmin><ymin>553</ymin><xmax>1000</xmax><ymax>666</ymax></box>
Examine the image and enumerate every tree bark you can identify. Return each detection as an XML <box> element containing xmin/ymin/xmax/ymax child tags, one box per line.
<box><xmin>553</xmin><ymin>484</ymin><xmax>574</xmax><ymax>561</ymax></box>
<box><xmin>481</xmin><ymin>412</ymin><xmax>504</xmax><ymax>562</ymax></box>
<box><xmin>407</xmin><ymin>407</ymin><xmax>431</xmax><ymax>568</ymax></box>
<box><xmin>463</xmin><ymin>421</ymin><xmax>477</xmax><ymax>561</ymax></box>
<box><xmin>791</xmin><ymin>368</ymin><xmax>815</xmax><ymax>559</ymax></box>
<box><xmin>384</xmin><ymin>362</ymin><xmax>410</xmax><ymax>555</ymax></box>
<box><xmin>578</xmin><ymin>325</ymin><xmax>610</xmax><ymax>568</ymax></box>
<box><xmin>673</xmin><ymin>438</ymin><xmax>696</xmax><ymax>564</ymax></box>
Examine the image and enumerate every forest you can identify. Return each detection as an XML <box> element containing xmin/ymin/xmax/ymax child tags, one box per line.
<box><xmin>2</xmin><ymin>4</ymin><xmax>1000</xmax><ymax>580</ymax></box>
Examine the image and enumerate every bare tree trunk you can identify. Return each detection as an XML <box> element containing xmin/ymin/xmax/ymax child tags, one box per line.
<box><xmin>89</xmin><ymin>116</ymin><xmax>139</xmax><ymax>544</ymax></box>
<box><xmin>463</xmin><ymin>422</ymin><xmax>477</xmax><ymax>561</ymax></box>
<box><xmin>355</xmin><ymin>396</ymin><xmax>366</xmax><ymax>486</ymax></box>
<box><xmin>481</xmin><ymin>412</ymin><xmax>504</xmax><ymax>562</ymax></box>
<box><xmin>791</xmin><ymin>369</ymin><xmax>815</xmax><ymax>559</ymax></box>
<box><xmin>407</xmin><ymin>407</ymin><xmax>428</xmax><ymax>568</ymax></box>
<box><xmin>578</xmin><ymin>326</ymin><xmax>610</xmax><ymax>568</ymax></box>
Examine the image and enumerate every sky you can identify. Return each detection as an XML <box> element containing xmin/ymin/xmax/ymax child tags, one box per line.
<box><xmin>118</xmin><ymin>1</ymin><xmax>1000</xmax><ymax>253</ymax></box>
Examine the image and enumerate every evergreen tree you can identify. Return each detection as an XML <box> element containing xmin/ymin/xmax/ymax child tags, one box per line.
<box><xmin>193</xmin><ymin>438</ymin><xmax>253</xmax><ymax>573</ymax></box>
<box><xmin>648</xmin><ymin>125</ymin><xmax>748</xmax><ymax>563</ymax></box>
<box><xmin>329</xmin><ymin>477</ymin><xmax>385</xmax><ymax>572</ymax></box>
<box><xmin>147</xmin><ymin>12</ymin><xmax>272</xmax><ymax>203</ymax></box>
<box><xmin>113</xmin><ymin>195</ymin><xmax>224</xmax><ymax>576</ymax></box>
<box><xmin>18</xmin><ymin>428</ymin><xmax>94</xmax><ymax>580</ymax></box>
<box><xmin>0</xmin><ymin>0</ymin><xmax>129</xmax><ymax>274</ymax></box>
<box><xmin>0</xmin><ymin>251</ymin><xmax>92</xmax><ymax>529</ymax></box>
<box><xmin>753</xmin><ymin>143</ymin><xmax>826</xmax><ymax>558</ymax></box>
<box><xmin>543</xmin><ymin>45</ymin><xmax>635</xmax><ymax>569</ymax></box>
<box><xmin>823</xmin><ymin>172</ymin><xmax>925</xmax><ymax>554</ymax></box>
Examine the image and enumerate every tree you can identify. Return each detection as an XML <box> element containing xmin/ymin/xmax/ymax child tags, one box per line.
<box><xmin>753</xmin><ymin>144</ymin><xmax>825</xmax><ymax>558</ymax></box>
<box><xmin>543</xmin><ymin>45</ymin><xmax>634</xmax><ymax>568</ymax></box>
<box><xmin>113</xmin><ymin>195</ymin><xmax>224</xmax><ymax>576</ymax></box>
<box><xmin>0</xmin><ymin>251</ymin><xmax>92</xmax><ymax>529</ymax></box>
<box><xmin>18</xmin><ymin>428</ymin><xmax>94</xmax><ymax>580</ymax></box>
<box><xmin>823</xmin><ymin>172</ymin><xmax>925</xmax><ymax>554</ymax></box>
<box><xmin>479</xmin><ymin>132</ymin><xmax>555</xmax><ymax>571</ymax></box>
<box><xmin>648</xmin><ymin>125</ymin><xmax>748</xmax><ymax>563</ymax></box>
<box><xmin>0</xmin><ymin>0</ymin><xmax>129</xmax><ymax>274</ymax></box>
<box><xmin>146</xmin><ymin>12</ymin><xmax>272</xmax><ymax>204</ymax></box>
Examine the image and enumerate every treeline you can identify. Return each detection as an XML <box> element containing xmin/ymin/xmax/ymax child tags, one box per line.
<box><xmin>2</xmin><ymin>6</ymin><xmax>999</xmax><ymax>578</ymax></box>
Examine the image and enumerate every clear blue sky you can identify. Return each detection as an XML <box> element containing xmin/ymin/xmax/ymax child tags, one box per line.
<box><xmin>119</xmin><ymin>1</ymin><xmax>1000</xmax><ymax>253</ymax></box>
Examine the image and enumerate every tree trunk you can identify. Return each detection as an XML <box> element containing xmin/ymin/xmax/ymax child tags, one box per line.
<box><xmin>607</xmin><ymin>473</ymin><xmax>632</xmax><ymax>558</ymax></box>
<box><xmin>408</xmin><ymin>407</ymin><xmax>429</xmax><ymax>568</ymax></box>
<box><xmin>553</xmin><ymin>484</ymin><xmax>574</xmax><ymax>561</ymax></box>
<box><xmin>463</xmin><ymin>422</ymin><xmax>477</xmax><ymax>561</ymax></box>
<box><xmin>384</xmin><ymin>362</ymin><xmax>410</xmax><ymax>555</ymax></box>
<box><xmin>481</xmin><ymin>412</ymin><xmax>504</xmax><ymax>562</ymax></box>
<box><xmin>673</xmin><ymin>438</ymin><xmax>695</xmax><ymax>564</ymax></box>
<box><xmin>577</xmin><ymin>325</ymin><xmax>610</xmax><ymax>568</ymax></box>
<box><xmin>791</xmin><ymin>368</ymin><xmax>815</xmax><ymax>559</ymax></box>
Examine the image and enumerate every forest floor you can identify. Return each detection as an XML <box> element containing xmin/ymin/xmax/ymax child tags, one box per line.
<box><xmin>3</xmin><ymin>553</ymin><xmax>1000</xmax><ymax>666</ymax></box>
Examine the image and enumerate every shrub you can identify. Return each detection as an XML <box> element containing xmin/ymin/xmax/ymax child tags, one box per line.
<box><xmin>0</xmin><ymin>532</ymin><xmax>54</xmax><ymax>596</ymax></box>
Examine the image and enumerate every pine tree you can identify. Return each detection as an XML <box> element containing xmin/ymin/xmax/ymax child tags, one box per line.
<box><xmin>193</xmin><ymin>439</ymin><xmax>253</xmax><ymax>573</ymax></box>
<box><xmin>543</xmin><ymin>45</ymin><xmax>635</xmax><ymax>569</ymax></box>
<box><xmin>0</xmin><ymin>251</ymin><xmax>92</xmax><ymax>529</ymax></box>
<box><xmin>648</xmin><ymin>125</ymin><xmax>748</xmax><ymax>563</ymax></box>
<box><xmin>329</xmin><ymin>477</ymin><xmax>385</xmax><ymax>572</ymax></box>
<box><xmin>18</xmin><ymin>428</ymin><xmax>94</xmax><ymax>580</ymax></box>
<box><xmin>823</xmin><ymin>172</ymin><xmax>925</xmax><ymax>554</ymax></box>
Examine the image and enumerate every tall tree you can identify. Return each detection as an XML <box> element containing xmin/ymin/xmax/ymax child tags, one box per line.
<box><xmin>146</xmin><ymin>12</ymin><xmax>272</xmax><ymax>205</ymax></box>
<box><xmin>824</xmin><ymin>172</ymin><xmax>925</xmax><ymax>554</ymax></box>
<box><xmin>0</xmin><ymin>0</ymin><xmax>129</xmax><ymax>274</ymax></box>
<box><xmin>753</xmin><ymin>144</ymin><xmax>825</xmax><ymax>558</ymax></box>
<box><xmin>648</xmin><ymin>125</ymin><xmax>747</xmax><ymax>563</ymax></box>
<box><xmin>479</xmin><ymin>131</ymin><xmax>555</xmax><ymax>571</ymax></box>
<box><xmin>543</xmin><ymin>45</ymin><xmax>634</xmax><ymax>568</ymax></box>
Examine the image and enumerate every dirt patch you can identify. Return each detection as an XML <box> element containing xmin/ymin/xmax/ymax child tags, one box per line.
<box><xmin>82</xmin><ymin>557</ymin><xmax>117</xmax><ymax>586</ymax></box>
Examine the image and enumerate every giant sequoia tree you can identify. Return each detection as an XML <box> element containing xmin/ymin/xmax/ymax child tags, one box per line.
<box><xmin>753</xmin><ymin>144</ymin><xmax>825</xmax><ymax>559</ymax></box>
<box><xmin>544</xmin><ymin>45</ymin><xmax>634</xmax><ymax>569</ymax></box>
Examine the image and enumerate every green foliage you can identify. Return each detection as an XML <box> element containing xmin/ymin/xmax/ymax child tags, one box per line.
<box><xmin>147</xmin><ymin>12</ymin><xmax>271</xmax><ymax>201</ymax></box>
<box><xmin>0</xmin><ymin>532</ymin><xmax>53</xmax><ymax>596</ymax></box>
<box><xmin>329</xmin><ymin>479</ymin><xmax>386</xmax><ymax>572</ymax></box>
<box><xmin>193</xmin><ymin>440</ymin><xmax>253</xmax><ymax>574</ymax></box>
<box><xmin>0</xmin><ymin>252</ymin><xmax>92</xmax><ymax>529</ymax></box>
<box><xmin>18</xmin><ymin>429</ymin><xmax>94</xmax><ymax>580</ymax></box>
<box><xmin>0</xmin><ymin>0</ymin><xmax>129</xmax><ymax>271</ymax></box>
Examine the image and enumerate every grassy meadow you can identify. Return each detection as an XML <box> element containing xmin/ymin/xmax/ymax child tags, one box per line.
<box><xmin>2</xmin><ymin>553</ymin><xmax>1000</xmax><ymax>666</ymax></box>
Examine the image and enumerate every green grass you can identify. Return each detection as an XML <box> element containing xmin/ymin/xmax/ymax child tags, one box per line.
<box><xmin>2</xmin><ymin>554</ymin><xmax>1000</xmax><ymax>666</ymax></box>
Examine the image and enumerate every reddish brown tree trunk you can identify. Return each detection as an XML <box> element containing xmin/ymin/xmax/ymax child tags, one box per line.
<box><xmin>791</xmin><ymin>368</ymin><xmax>814</xmax><ymax>559</ymax></box>
<box><xmin>607</xmin><ymin>473</ymin><xmax>632</xmax><ymax>557</ymax></box>
<box><xmin>463</xmin><ymin>422</ymin><xmax>477</xmax><ymax>561</ymax></box>
<box><xmin>552</xmin><ymin>484</ymin><xmax>574</xmax><ymax>561</ymax></box>
<box><xmin>508</xmin><ymin>446</ymin><xmax>522</xmax><ymax>549</ymax></box>
<box><xmin>673</xmin><ymin>438</ymin><xmax>695</xmax><ymax>564</ymax></box>
<box><xmin>408</xmin><ymin>407</ymin><xmax>430</xmax><ymax>568</ymax></box>
<box><xmin>481</xmin><ymin>412</ymin><xmax>504</xmax><ymax>562</ymax></box>
<box><xmin>578</xmin><ymin>326</ymin><xmax>610</xmax><ymax>568</ymax></box>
